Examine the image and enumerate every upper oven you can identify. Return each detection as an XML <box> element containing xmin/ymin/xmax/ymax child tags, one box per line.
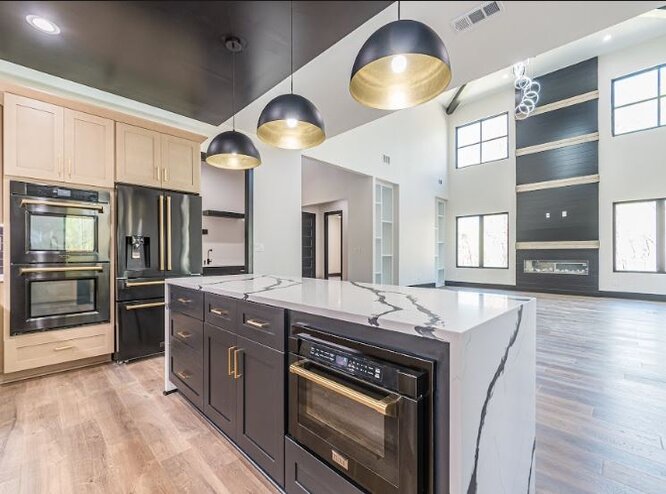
<box><xmin>10</xmin><ymin>181</ymin><xmax>111</xmax><ymax>264</ymax></box>
<box><xmin>288</xmin><ymin>326</ymin><xmax>433</xmax><ymax>494</ymax></box>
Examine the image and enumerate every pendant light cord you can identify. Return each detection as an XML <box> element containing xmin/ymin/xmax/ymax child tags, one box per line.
<box><xmin>290</xmin><ymin>0</ymin><xmax>294</xmax><ymax>94</ymax></box>
<box><xmin>232</xmin><ymin>50</ymin><xmax>236</xmax><ymax>131</ymax></box>
<box><xmin>397</xmin><ymin>0</ymin><xmax>400</xmax><ymax>20</ymax></box>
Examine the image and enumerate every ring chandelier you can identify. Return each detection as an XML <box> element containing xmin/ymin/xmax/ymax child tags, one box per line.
<box><xmin>513</xmin><ymin>60</ymin><xmax>541</xmax><ymax>120</ymax></box>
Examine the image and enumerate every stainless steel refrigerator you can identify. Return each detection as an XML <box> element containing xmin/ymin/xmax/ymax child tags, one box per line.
<box><xmin>115</xmin><ymin>184</ymin><xmax>202</xmax><ymax>361</ymax></box>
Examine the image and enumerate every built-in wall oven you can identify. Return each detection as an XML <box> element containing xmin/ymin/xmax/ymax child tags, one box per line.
<box><xmin>288</xmin><ymin>326</ymin><xmax>433</xmax><ymax>494</ymax></box>
<box><xmin>10</xmin><ymin>181</ymin><xmax>111</xmax><ymax>335</ymax></box>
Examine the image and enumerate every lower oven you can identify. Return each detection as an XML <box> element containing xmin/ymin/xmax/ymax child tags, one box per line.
<box><xmin>288</xmin><ymin>326</ymin><xmax>431</xmax><ymax>494</ymax></box>
<box><xmin>10</xmin><ymin>263</ymin><xmax>111</xmax><ymax>335</ymax></box>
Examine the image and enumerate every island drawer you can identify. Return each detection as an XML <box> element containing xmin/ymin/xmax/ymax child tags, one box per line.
<box><xmin>169</xmin><ymin>286</ymin><xmax>204</xmax><ymax>320</ymax></box>
<box><xmin>170</xmin><ymin>311</ymin><xmax>203</xmax><ymax>352</ymax></box>
<box><xmin>237</xmin><ymin>300</ymin><xmax>285</xmax><ymax>351</ymax></box>
<box><xmin>170</xmin><ymin>338</ymin><xmax>203</xmax><ymax>409</ymax></box>
<box><xmin>205</xmin><ymin>293</ymin><xmax>237</xmax><ymax>330</ymax></box>
<box><xmin>285</xmin><ymin>438</ymin><xmax>363</xmax><ymax>494</ymax></box>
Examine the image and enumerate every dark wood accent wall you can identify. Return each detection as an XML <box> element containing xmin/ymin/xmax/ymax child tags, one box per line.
<box><xmin>516</xmin><ymin>141</ymin><xmax>598</xmax><ymax>185</ymax></box>
<box><xmin>517</xmin><ymin>249</ymin><xmax>599</xmax><ymax>295</ymax></box>
<box><xmin>516</xmin><ymin>184</ymin><xmax>599</xmax><ymax>242</ymax></box>
<box><xmin>515</xmin><ymin>57</ymin><xmax>599</xmax><ymax>294</ymax></box>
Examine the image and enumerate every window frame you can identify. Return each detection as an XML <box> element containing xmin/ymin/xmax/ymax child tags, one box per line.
<box><xmin>455</xmin><ymin>112</ymin><xmax>510</xmax><ymax>168</ymax></box>
<box><xmin>611</xmin><ymin>63</ymin><xmax>665</xmax><ymax>137</ymax></box>
<box><xmin>456</xmin><ymin>212</ymin><xmax>510</xmax><ymax>269</ymax></box>
<box><xmin>612</xmin><ymin>198</ymin><xmax>666</xmax><ymax>274</ymax></box>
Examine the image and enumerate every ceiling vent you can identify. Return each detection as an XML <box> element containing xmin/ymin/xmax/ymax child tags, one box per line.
<box><xmin>382</xmin><ymin>154</ymin><xmax>391</xmax><ymax>165</ymax></box>
<box><xmin>452</xmin><ymin>1</ymin><xmax>504</xmax><ymax>33</ymax></box>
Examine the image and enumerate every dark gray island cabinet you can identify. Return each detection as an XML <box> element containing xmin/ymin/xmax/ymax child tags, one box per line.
<box><xmin>167</xmin><ymin>286</ymin><xmax>286</xmax><ymax>486</ymax></box>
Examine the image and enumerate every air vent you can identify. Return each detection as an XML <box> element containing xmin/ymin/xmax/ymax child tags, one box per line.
<box><xmin>452</xmin><ymin>1</ymin><xmax>504</xmax><ymax>33</ymax></box>
<box><xmin>382</xmin><ymin>154</ymin><xmax>391</xmax><ymax>165</ymax></box>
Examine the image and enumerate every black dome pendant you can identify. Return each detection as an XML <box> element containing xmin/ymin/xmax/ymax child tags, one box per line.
<box><xmin>350</xmin><ymin>15</ymin><xmax>452</xmax><ymax>110</ymax></box>
<box><xmin>257</xmin><ymin>93</ymin><xmax>325</xmax><ymax>150</ymax></box>
<box><xmin>206</xmin><ymin>36</ymin><xmax>262</xmax><ymax>170</ymax></box>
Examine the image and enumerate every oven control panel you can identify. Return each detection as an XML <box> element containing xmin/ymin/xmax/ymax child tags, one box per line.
<box><xmin>309</xmin><ymin>345</ymin><xmax>382</xmax><ymax>381</ymax></box>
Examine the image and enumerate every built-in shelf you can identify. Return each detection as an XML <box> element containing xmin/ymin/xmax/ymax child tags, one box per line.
<box><xmin>203</xmin><ymin>209</ymin><xmax>245</xmax><ymax>219</ymax></box>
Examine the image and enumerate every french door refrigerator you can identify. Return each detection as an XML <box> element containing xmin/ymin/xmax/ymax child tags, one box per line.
<box><xmin>115</xmin><ymin>184</ymin><xmax>202</xmax><ymax>361</ymax></box>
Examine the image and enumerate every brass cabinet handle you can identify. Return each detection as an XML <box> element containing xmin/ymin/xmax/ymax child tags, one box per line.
<box><xmin>233</xmin><ymin>348</ymin><xmax>243</xmax><ymax>379</ymax></box>
<box><xmin>228</xmin><ymin>345</ymin><xmax>238</xmax><ymax>376</ymax></box>
<box><xmin>167</xmin><ymin>195</ymin><xmax>172</xmax><ymax>271</ymax></box>
<box><xmin>20</xmin><ymin>265</ymin><xmax>103</xmax><ymax>275</ymax></box>
<box><xmin>177</xmin><ymin>297</ymin><xmax>192</xmax><ymax>304</ymax></box>
<box><xmin>176</xmin><ymin>331</ymin><xmax>191</xmax><ymax>339</ymax></box>
<box><xmin>176</xmin><ymin>370</ymin><xmax>191</xmax><ymax>381</ymax></box>
<box><xmin>210</xmin><ymin>308</ymin><xmax>229</xmax><ymax>317</ymax></box>
<box><xmin>54</xmin><ymin>345</ymin><xmax>73</xmax><ymax>352</ymax></box>
<box><xmin>68</xmin><ymin>158</ymin><xmax>72</xmax><ymax>178</ymax></box>
<box><xmin>20</xmin><ymin>198</ymin><xmax>104</xmax><ymax>212</ymax></box>
<box><xmin>245</xmin><ymin>318</ymin><xmax>268</xmax><ymax>329</ymax></box>
<box><xmin>164</xmin><ymin>167</ymin><xmax>169</xmax><ymax>182</ymax></box>
<box><xmin>159</xmin><ymin>194</ymin><xmax>165</xmax><ymax>270</ymax></box>
<box><xmin>125</xmin><ymin>280</ymin><xmax>165</xmax><ymax>287</ymax></box>
<box><xmin>289</xmin><ymin>361</ymin><xmax>400</xmax><ymax>417</ymax></box>
<box><xmin>126</xmin><ymin>301</ymin><xmax>165</xmax><ymax>311</ymax></box>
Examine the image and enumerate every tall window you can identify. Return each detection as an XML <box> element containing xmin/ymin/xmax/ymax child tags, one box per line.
<box><xmin>614</xmin><ymin>199</ymin><xmax>666</xmax><ymax>273</ymax></box>
<box><xmin>456</xmin><ymin>113</ymin><xmax>509</xmax><ymax>168</ymax></box>
<box><xmin>457</xmin><ymin>213</ymin><xmax>509</xmax><ymax>268</ymax></box>
<box><xmin>612</xmin><ymin>64</ymin><xmax>666</xmax><ymax>135</ymax></box>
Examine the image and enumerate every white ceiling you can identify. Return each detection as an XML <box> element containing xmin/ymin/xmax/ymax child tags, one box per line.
<box><xmin>232</xmin><ymin>1</ymin><xmax>665</xmax><ymax>139</ymax></box>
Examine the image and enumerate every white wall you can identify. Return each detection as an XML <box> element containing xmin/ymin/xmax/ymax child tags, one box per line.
<box><xmin>302</xmin><ymin>158</ymin><xmax>373</xmax><ymax>282</ymax></box>
<box><xmin>445</xmin><ymin>89</ymin><xmax>517</xmax><ymax>286</ymax></box>
<box><xmin>598</xmin><ymin>34</ymin><xmax>666</xmax><ymax>295</ymax></box>
<box><xmin>306</xmin><ymin>101</ymin><xmax>448</xmax><ymax>286</ymax></box>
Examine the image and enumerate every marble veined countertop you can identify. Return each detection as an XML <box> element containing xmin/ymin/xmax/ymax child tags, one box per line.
<box><xmin>167</xmin><ymin>274</ymin><xmax>532</xmax><ymax>340</ymax></box>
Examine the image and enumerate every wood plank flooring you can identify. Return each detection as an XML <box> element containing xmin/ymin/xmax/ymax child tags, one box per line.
<box><xmin>1</xmin><ymin>291</ymin><xmax>665</xmax><ymax>493</ymax></box>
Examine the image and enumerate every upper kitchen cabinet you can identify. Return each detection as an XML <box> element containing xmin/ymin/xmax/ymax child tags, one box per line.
<box><xmin>64</xmin><ymin>109</ymin><xmax>114</xmax><ymax>188</ymax></box>
<box><xmin>161</xmin><ymin>134</ymin><xmax>200</xmax><ymax>194</ymax></box>
<box><xmin>3</xmin><ymin>93</ymin><xmax>64</xmax><ymax>182</ymax></box>
<box><xmin>116</xmin><ymin>122</ymin><xmax>162</xmax><ymax>188</ymax></box>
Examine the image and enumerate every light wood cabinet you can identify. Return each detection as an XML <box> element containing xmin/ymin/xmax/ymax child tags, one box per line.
<box><xmin>116</xmin><ymin>122</ymin><xmax>162</xmax><ymax>188</ymax></box>
<box><xmin>3</xmin><ymin>93</ymin><xmax>64</xmax><ymax>182</ymax></box>
<box><xmin>161</xmin><ymin>134</ymin><xmax>200</xmax><ymax>193</ymax></box>
<box><xmin>64</xmin><ymin>109</ymin><xmax>114</xmax><ymax>188</ymax></box>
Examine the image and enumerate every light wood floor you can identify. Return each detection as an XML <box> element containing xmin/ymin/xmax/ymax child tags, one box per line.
<box><xmin>1</xmin><ymin>291</ymin><xmax>665</xmax><ymax>493</ymax></box>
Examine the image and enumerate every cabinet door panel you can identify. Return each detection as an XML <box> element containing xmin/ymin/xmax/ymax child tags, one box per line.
<box><xmin>116</xmin><ymin>122</ymin><xmax>161</xmax><ymax>187</ymax></box>
<box><xmin>65</xmin><ymin>109</ymin><xmax>114</xmax><ymax>187</ymax></box>
<box><xmin>4</xmin><ymin>93</ymin><xmax>63</xmax><ymax>181</ymax></box>
<box><xmin>161</xmin><ymin>134</ymin><xmax>200</xmax><ymax>193</ymax></box>
<box><xmin>235</xmin><ymin>336</ymin><xmax>285</xmax><ymax>486</ymax></box>
<box><xmin>203</xmin><ymin>323</ymin><xmax>237</xmax><ymax>439</ymax></box>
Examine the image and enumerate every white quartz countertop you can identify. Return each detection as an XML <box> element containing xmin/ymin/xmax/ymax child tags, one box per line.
<box><xmin>168</xmin><ymin>274</ymin><xmax>532</xmax><ymax>340</ymax></box>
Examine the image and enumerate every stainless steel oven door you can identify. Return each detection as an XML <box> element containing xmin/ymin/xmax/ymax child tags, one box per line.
<box><xmin>288</xmin><ymin>356</ymin><xmax>421</xmax><ymax>494</ymax></box>
<box><xmin>11</xmin><ymin>195</ymin><xmax>111</xmax><ymax>264</ymax></box>
<box><xmin>10</xmin><ymin>263</ymin><xmax>111</xmax><ymax>335</ymax></box>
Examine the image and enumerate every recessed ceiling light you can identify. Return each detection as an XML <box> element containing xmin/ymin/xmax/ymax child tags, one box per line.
<box><xmin>26</xmin><ymin>15</ymin><xmax>60</xmax><ymax>35</ymax></box>
<box><xmin>603</xmin><ymin>34</ymin><xmax>612</xmax><ymax>43</ymax></box>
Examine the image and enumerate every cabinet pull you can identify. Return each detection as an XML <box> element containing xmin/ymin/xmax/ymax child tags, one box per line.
<box><xmin>167</xmin><ymin>195</ymin><xmax>172</xmax><ymax>271</ymax></box>
<box><xmin>68</xmin><ymin>158</ymin><xmax>72</xmax><ymax>178</ymax></box>
<box><xmin>245</xmin><ymin>318</ymin><xmax>269</xmax><ymax>329</ymax></box>
<box><xmin>164</xmin><ymin>168</ymin><xmax>169</xmax><ymax>182</ymax></box>
<box><xmin>54</xmin><ymin>345</ymin><xmax>73</xmax><ymax>352</ymax></box>
<box><xmin>233</xmin><ymin>348</ymin><xmax>243</xmax><ymax>379</ymax></box>
<box><xmin>210</xmin><ymin>308</ymin><xmax>229</xmax><ymax>317</ymax></box>
<box><xmin>228</xmin><ymin>345</ymin><xmax>238</xmax><ymax>376</ymax></box>
<box><xmin>176</xmin><ymin>370</ymin><xmax>191</xmax><ymax>381</ymax></box>
<box><xmin>126</xmin><ymin>301</ymin><xmax>165</xmax><ymax>311</ymax></box>
<box><xmin>125</xmin><ymin>280</ymin><xmax>164</xmax><ymax>288</ymax></box>
<box><xmin>176</xmin><ymin>331</ymin><xmax>191</xmax><ymax>340</ymax></box>
<box><xmin>177</xmin><ymin>297</ymin><xmax>192</xmax><ymax>304</ymax></box>
<box><xmin>159</xmin><ymin>195</ymin><xmax>165</xmax><ymax>270</ymax></box>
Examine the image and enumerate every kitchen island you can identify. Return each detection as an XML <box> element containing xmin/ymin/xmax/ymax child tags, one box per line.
<box><xmin>164</xmin><ymin>274</ymin><xmax>536</xmax><ymax>494</ymax></box>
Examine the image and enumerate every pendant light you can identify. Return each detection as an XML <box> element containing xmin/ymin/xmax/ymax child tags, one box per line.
<box><xmin>206</xmin><ymin>37</ymin><xmax>261</xmax><ymax>170</ymax></box>
<box><xmin>349</xmin><ymin>1</ymin><xmax>452</xmax><ymax>110</ymax></box>
<box><xmin>257</xmin><ymin>1</ymin><xmax>325</xmax><ymax>150</ymax></box>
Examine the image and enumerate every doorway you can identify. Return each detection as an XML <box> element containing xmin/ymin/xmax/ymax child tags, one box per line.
<box><xmin>302</xmin><ymin>212</ymin><xmax>316</xmax><ymax>278</ymax></box>
<box><xmin>324</xmin><ymin>210</ymin><xmax>343</xmax><ymax>280</ymax></box>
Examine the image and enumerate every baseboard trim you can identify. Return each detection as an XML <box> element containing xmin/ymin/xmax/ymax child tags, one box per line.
<box><xmin>444</xmin><ymin>281</ymin><xmax>666</xmax><ymax>302</ymax></box>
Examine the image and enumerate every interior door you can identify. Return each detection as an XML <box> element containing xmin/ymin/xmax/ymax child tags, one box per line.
<box><xmin>302</xmin><ymin>212</ymin><xmax>316</xmax><ymax>278</ymax></box>
<box><xmin>166</xmin><ymin>191</ymin><xmax>202</xmax><ymax>276</ymax></box>
<box><xmin>203</xmin><ymin>323</ymin><xmax>238</xmax><ymax>439</ymax></box>
<box><xmin>64</xmin><ymin>109</ymin><xmax>114</xmax><ymax>188</ymax></box>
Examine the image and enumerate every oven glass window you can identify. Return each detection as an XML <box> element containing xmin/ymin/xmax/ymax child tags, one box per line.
<box><xmin>30</xmin><ymin>279</ymin><xmax>96</xmax><ymax>317</ymax></box>
<box><xmin>29</xmin><ymin>214</ymin><xmax>96</xmax><ymax>252</ymax></box>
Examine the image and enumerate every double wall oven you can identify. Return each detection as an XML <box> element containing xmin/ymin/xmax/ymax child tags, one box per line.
<box><xmin>10</xmin><ymin>181</ymin><xmax>111</xmax><ymax>335</ymax></box>
<box><xmin>288</xmin><ymin>325</ymin><xmax>434</xmax><ymax>494</ymax></box>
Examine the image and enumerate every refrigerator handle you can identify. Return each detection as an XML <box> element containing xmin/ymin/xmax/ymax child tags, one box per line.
<box><xmin>159</xmin><ymin>194</ymin><xmax>165</xmax><ymax>271</ymax></box>
<box><xmin>167</xmin><ymin>195</ymin><xmax>172</xmax><ymax>271</ymax></box>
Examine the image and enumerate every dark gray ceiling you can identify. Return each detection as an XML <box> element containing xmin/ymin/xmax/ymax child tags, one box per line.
<box><xmin>0</xmin><ymin>1</ymin><xmax>391</xmax><ymax>125</ymax></box>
